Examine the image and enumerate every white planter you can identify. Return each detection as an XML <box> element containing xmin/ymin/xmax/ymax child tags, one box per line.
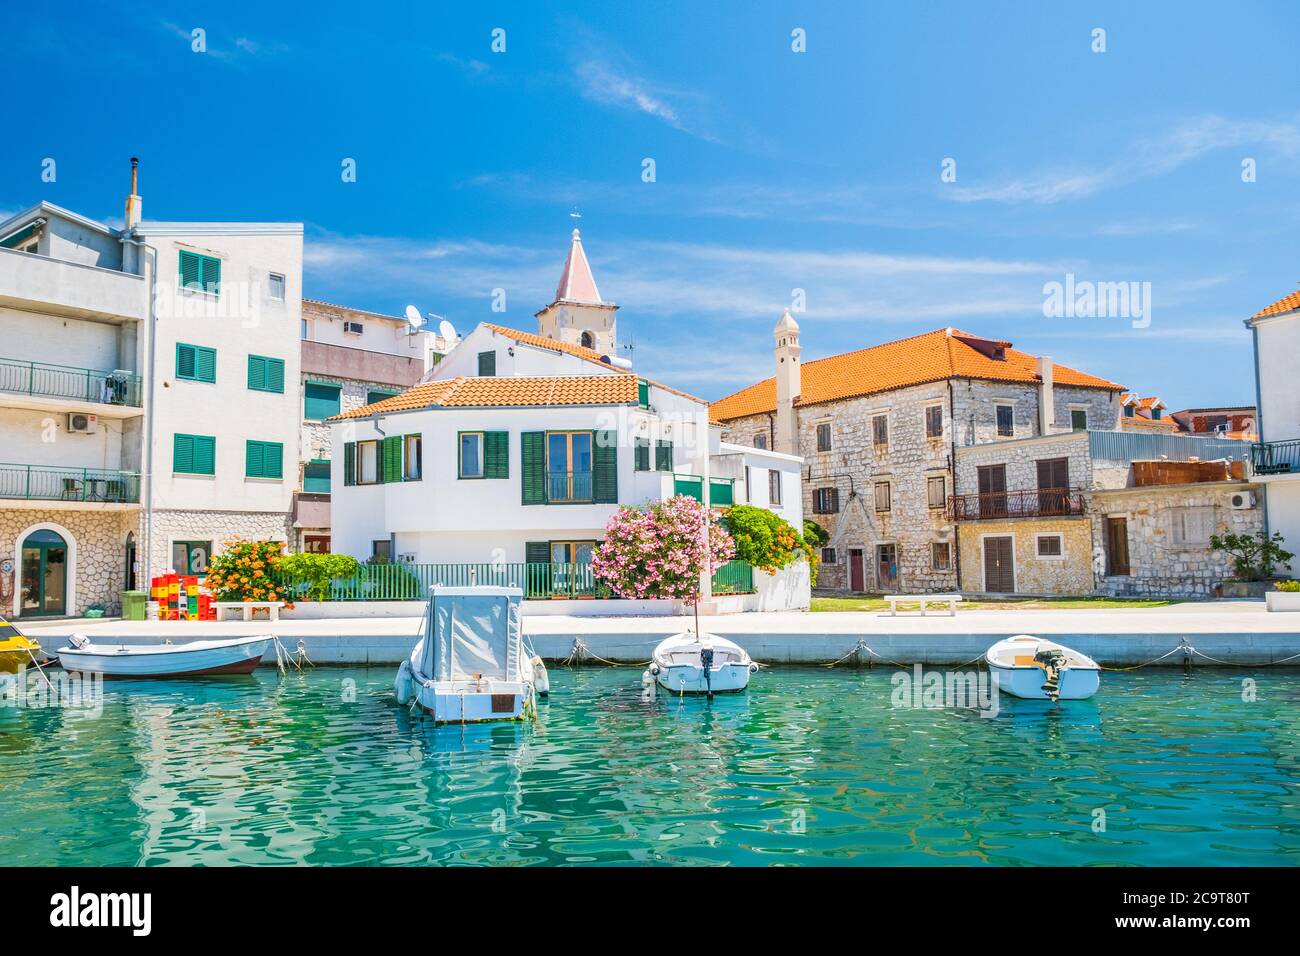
<box><xmin>1265</xmin><ymin>591</ymin><xmax>1300</xmax><ymax>612</ymax></box>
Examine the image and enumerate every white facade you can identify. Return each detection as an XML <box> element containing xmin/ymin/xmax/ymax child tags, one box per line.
<box><xmin>1246</xmin><ymin>304</ymin><xmax>1300</xmax><ymax>571</ymax></box>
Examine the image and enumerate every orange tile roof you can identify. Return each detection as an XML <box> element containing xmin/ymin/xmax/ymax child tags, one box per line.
<box><xmin>1252</xmin><ymin>290</ymin><xmax>1300</xmax><ymax>319</ymax></box>
<box><xmin>711</xmin><ymin>327</ymin><xmax>1124</xmax><ymax>421</ymax></box>
<box><xmin>332</xmin><ymin>375</ymin><xmax>640</xmax><ymax>419</ymax></box>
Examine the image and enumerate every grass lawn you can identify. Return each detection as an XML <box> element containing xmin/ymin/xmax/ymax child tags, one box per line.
<box><xmin>809</xmin><ymin>594</ymin><xmax>1180</xmax><ymax>612</ymax></box>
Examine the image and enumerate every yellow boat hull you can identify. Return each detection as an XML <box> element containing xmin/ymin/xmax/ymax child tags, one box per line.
<box><xmin>0</xmin><ymin>618</ymin><xmax>43</xmax><ymax>673</ymax></box>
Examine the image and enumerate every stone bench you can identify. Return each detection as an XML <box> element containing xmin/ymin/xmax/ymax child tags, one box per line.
<box><xmin>884</xmin><ymin>594</ymin><xmax>964</xmax><ymax>617</ymax></box>
<box><xmin>214</xmin><ymin>601</ymin><xmax>284</xmax><ymax>622</ymax></box>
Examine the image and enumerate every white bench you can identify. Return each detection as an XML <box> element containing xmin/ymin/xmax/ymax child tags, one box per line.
<box><xmin>883</xmin><ymin>594</ymin><xmax>964</xmax><ymax>617</ymax></box>
<box><xmin>214</xmin><ymin>601</ymin><xmax>284</xmax><ymax>622</ymax></box>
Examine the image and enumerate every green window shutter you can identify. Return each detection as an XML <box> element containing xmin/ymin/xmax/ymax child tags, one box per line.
<box><xmin>367</xmin><ymin>388</ymin><xmax>398</xmax><ymax>405</ymax></box>
<box><xmin>195</xmin><ymin>435</ymin><xmax>215</xmax><ymax>474</ymax></box>
<box><xmin>343</xmin><ymin>442</ymin><xmax>356</xmax><ymax>486</ymax></box>
<box><xmin>173</xmin><ymin>434</ymin><xmax>193</xmax><ymax>473</ymax></box>
<box><xmin>176</xmin><ymin>343</ymin><xmax>196</xmax><ymax>379</ymax></box>
<box><xmin>267</xmin><ymin>358</ymin><xmax>284</xmax><ymax>393</ymax></box>
<box><xmin>521</xmin><ymin>431</ymin><xmax>546</xmax><ymax>504</ymax></box>
<box><xmin>247</xmin><ymin>355</ymin><xmax>266</xmax><ymax>390</ymax></box>
<box><xmin>175</xmin><ymin>434</ymin><xmax>215</xmax><ymax>474</ymax></box>
<box><xmin>485</xmin><ymin>431</ymin><xmax>510</xmax><ymax>479</ymax></box>
<box><xmin>303</xmin><ymin>460</ymin><xmax>331</xmax><ymax>493</ymax></box>
<box><xmin>195</xmin><ymin>346</ymin><xmax>216</xmax><ymax>383</ymax></box>
<box><xmin>179</xmin><ymin>251</ymin><xmax>201</xmax><ymax>290</ymax></box>
<box><xmin>305</xmin><ymin>382</ymin><xmax>342</xmax><ymax>420</ymax></box>
<box><xmin>637</xmin><ymin>379</ymin><xmax>649</xmax><ymax>407</ymax></box>
<box><xmin>478</xmin><ymin>351</ymin><xmax>496</xmax><ymax>376</ymax></box>
<box><xmin>655</xmin><ymin>440</ymin><xmax>673</xmax><ymax>472</ymax></box>
<box><xmin>265</xmin><ymin>442</ymin><xmax>283</xmax><ymax>479</ymax></box>
<box><xmin>634</xmin><ymin>438</ymin><xmax>650</xmax><ymax>471</ymax></box>
<box><xmin>593</xmin><ymin>430</ymin><xmax>618</xmax><ymax>503</ymax></box>
<box><xmin>710</xmin><ymin>478</ymin><xmax>734</xmax><ymax>507</ymax></box>
<box><xmin>247</xmin><ymin>355</ymin><xmax>284</xmax><ymax>392</ymax></box>
<box><xmin>203</xmin><ymin>254</ymin><xmax>221</xmax><ymax>295</ymax></box>
<box><xmin>246</xmin><ymin>441</ymin><xmax>284</xmax><ymax>479</ymax></box>
<box><xmin>381</xmin><ymin>435</ymin><xmax>403</xmax><ymax>483</ymax></box>
<box><xmin>525</xmin><ymin>541</ymin><xmax>552</xmax><ymax>598</ymax></box>
<box><xmin>246</xmin><ymin>441</ymin><xmax>264</xmax><ymax>478</ymax></box>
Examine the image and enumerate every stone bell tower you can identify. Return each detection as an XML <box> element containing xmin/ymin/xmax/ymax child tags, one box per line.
<box><xmin>774</xmin><ymin>308</ymin><xmax>801</xmax><ymax>455</ymax></box>
<box><xmin>536</xmin><ymin>228</ymin><xmax>618</xmax><ymax>355</ymax></box>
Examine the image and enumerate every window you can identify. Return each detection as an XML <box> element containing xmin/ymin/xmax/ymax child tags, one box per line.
<box><xmin>1036</xmin><ymin>534</ymin><xmax>1063</xmax><ymax>558</ymax></box>
<box><xmin>1071</xmin><ymin>408</ymin><xmax>1088</xmax><ymax>431</ymax></box>
<box><xmin>546</xmin><ymin>431</ymin><xmax>594</xmax><ymax>502</ymax></box>
<box><xmin>872</xmin><ymin>414</ymin><xmax>888</xmax><ymax>446</ymax></box>
<box><xmin>816</xmin><ymin>422</ymin><xmax>832</xmax><ymax>452</ymax></box>
<box><xmin>995</xmin><ymin>403</ymin><xmax>1014</xmax><ymax>437</ymax></box>
<box><xmin>754</xmin><ymin>433</ymin><xmax>768</xmax><ymax>450</ymax></box>
<box><xmin>874</xmin><ymin>481</ymin><xmax>891</xmax><ymax>512</ymax></box>
<box><xmin>372</xmin><ymin>539</ymin><xmax>391</xmax><ymax>562</ymax></box>
<box><xmin>178</xmin><ymin>250</ymin><xmax>221</xmax><ymax>295</ymax></box>
<box><xmin>268</xmin><ymin>273</ymin><xmax>285</xmax><ymax>301</ymax></box>
<box><xmin>301</xmin><ymin>318</ymin><xmax>309</xmax><ymax>339</ymax></box>
<box><xmin>245</xmin><ymin>440</ymin><xmax>284</xmax><ymax>479</ymax></box>
<box><xmin>172</xmin><ymin>540</ymin><xmax>213</xmax><ymax>575</ymax></box>
<box><xmin>304</xmin><ymin>382</ymin><xmax>342</xmax><ymax>420</ymax></box>
<box><xmin>581</xmin><ymin>331</ymin><xmax>596</xmax><ymax>349</ymax></box>
<box><xmin>1151</xmin><ymin>407</ymin><xmax>1162</xmax><ymax>421</ymax></box>
<box><xmin>744</xmin><ymin>466</ymin><xmax>752</xmax><ymax>502</ymax></box>
<box><xmin>459</xmin><ymin>432</ymin><xmax>484</xmax><ymax>478</ymax></box>
<box><xmin>303</xmin><ymin>459</ymin><xmax>331</xmax><ymax>493</ymax></box>
<box><xmin>925</xmin><ymin>405</ymin><xmax>944</xmax><ymax>438</ymax></box>
<box><xmin>927</xmin><ymin>475</ymin><xmax>946</xmax><ymax>509</ymax></box>
<box><xmin>366</xmin><ymin>388</ymin><xmax>399</xmax><ymax>405</ymax></box>
<box><xmin>478</xmin><ymin>351</ymin><xmax>496</xmax><ymax>376</ymax></box>
<box><xmin>655</xmin><ymin>440</ymin><xmax>673</xmax><ymax>472</ymax></box>
<box><xmin>247</xmin><ymin>354</ymin><xmax>285</xmax><ymax>393</ymax></box>
<box><xmin>176</xmin><ymin>343</ymin><xmax>216</xmax><ymax>383</ymax></box>
<box><xmin>403</xmin><ymin>434</ymin><xmax>423</xmax><ymax>480</ymax></box>
<box><xmin>1105</xmin><ymin>516</ymin><xmax>1130</xmax><ymax>575</ymax></box>
<box><xmin>1036</xmin><ymin>457</ymin><xmax>1071</xmax><ymax>514</ymax></box>
<box><xmin>1168</xmin><ymin>506</ymin><xmax>1215</xmax><ymax>546</ymax></box>
<box><xmin>173</xmin><ymin>433</ymin><xmax>215</xmax><ymax>475</ymax></box>
<box><xmin>932</xmin><ymin>542</ymin><xmax>952</xmax><ymax>571</ymax></box>
<box><xmin>637</xmin><ymin>379</ymin><xmax>650</xmax><ymax>407</ymax></box>
<box><xmin>1124</xmin><ymin>404</ymin><xmax>1136</xmax><ymax>418</ymax></box>
<box><xmin>634</xmin><ymin>438</ymin><xmax>650</xmax><ymax>471</ymax></box>
<box><xmin>357</xmin><ymin>439</ymin><xmax>379</xmax><ymax>484</ymax></box>
<box><xmin>769</xmin><ymin>470</ymin><xmax>784</xmax><ymax>506</ymax></box>
<box><xmin>813</xmin><ymin>486</ymin><xmax>839</xmax><ymax>514</ymax></box>
<box><xmin>821</xmin><ymin>547</ymin><xmax>837</xmax><ymax>565</ymax></box>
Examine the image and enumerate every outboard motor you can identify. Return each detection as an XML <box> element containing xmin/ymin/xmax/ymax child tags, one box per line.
<box><xmin>699</xmin><ymin>642</ymin><xmax>715</xmax><ymax>700</ymax></box>
<box><xmin>1034</xmin><ymin>648</ymin><xmax>1067</xmax><ymax>703</ymax></box>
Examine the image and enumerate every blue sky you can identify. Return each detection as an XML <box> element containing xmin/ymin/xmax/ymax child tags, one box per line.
<box><xmin>2</xmin><ymin>1</ymin><xmax>1298</xmax><ymax>407</ymax></box>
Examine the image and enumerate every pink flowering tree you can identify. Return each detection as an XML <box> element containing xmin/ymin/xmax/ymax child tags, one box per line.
<box><xmin>591</xmin><ymin>495</ymin><xmax>734</xmax><ymax>631</ymax></box>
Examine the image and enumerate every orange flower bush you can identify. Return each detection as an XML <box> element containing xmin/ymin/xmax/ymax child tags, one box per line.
<box><xmin>203</xmin><ymin>539</ymin><xmax>295</xmax><ymax>608</ymax></box>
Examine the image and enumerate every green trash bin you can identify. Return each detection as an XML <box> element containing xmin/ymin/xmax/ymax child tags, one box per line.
<box><xmin>121</xmin><ymin>590</ymin><xmax>147</xmax><ymax>621</ymax></box>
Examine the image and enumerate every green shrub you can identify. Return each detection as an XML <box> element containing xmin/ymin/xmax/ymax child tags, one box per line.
<box><xmin>277</xmin><ymin>553</ymin><xmax>361</xmax><ymax>602</ymax></box>
<box><xmin>724</xmin><ymin>504</ymin><xmax>819</xmax><ymax>586</ymax></box>
<box><xmin>803</xmin><ymin>519</ymin><xmax>830</xmax><ymax>549</ymax></box>
<box><xmin>1210</xmin><ymin>531</ymin><xmax>1294</xmax><ymax>582</ymax></box>
<box><xmin>1276</xmin><ymin>580</ymin><xmax>1300</xmax><ymax>593</ymax></box>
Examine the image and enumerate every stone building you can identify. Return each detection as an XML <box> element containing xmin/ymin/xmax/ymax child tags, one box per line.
<box><xmin>711</xmin><ymin>319</ymin><xmax>1123</xmax><ymax>593</ymax></box>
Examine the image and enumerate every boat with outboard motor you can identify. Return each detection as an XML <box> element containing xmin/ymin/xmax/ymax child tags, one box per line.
<box><xmin>0</xmin><ymin>616</ymin><xmax>46</xmax><ymax>674</ymax></box>
<box><xmin>644</xmin><ymin>631</ymin><xmax>756</xmax><ymax>697</ymax></box>
<box><xmin>984</xmin><ymin>635</ymin><xmax>1101</xmax><ymax>701</ymax></box>
<box><xmin>394</xmin><ymin>585</ymin><xmax>545</xmax><ymax>722</ymax></box>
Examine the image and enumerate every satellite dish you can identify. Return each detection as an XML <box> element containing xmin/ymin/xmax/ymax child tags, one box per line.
<box><xmin>404</xmin><ymin>305</ymin><xmax>423</xmax><ymax>329</ymax></box>
<box><xmin>438</xmin><ymin>318</ymin><xmax>458</xmax><ymax>342</ymax></box>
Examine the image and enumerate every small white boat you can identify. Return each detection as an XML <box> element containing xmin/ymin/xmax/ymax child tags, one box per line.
<box><xmin>985</xmin><ymin>635</ymin><xmax>1100</xmax><ymax>701</ymax></box>
<box><xmin>56</xmin><ymin>634</ymin><xmax>271</xmax><ymax>677</ymax></box>
<box><xmin>644</xmin><ymin>631</ymin><xmax>757</xmax><ymax>696</ymax></box>
<box><xmin>394</xmin><ymin>586</ymin><xmax>540</xmax><ymax>723</ymax></box>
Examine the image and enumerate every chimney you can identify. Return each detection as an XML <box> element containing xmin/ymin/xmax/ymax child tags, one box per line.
<box><xmin>1037</xmin><ymin>355</ymin><xmax>1055</xmax><ymax>434</ymax></box>
<box><xmin>774</xmin><ymin>309</ymin><xmax>802</xmax><ymax>455</ymax></box>
<box><xmin>124</xmin><ymin>157</ymin><xmax>142</xmax><ymax>230</ymax></box>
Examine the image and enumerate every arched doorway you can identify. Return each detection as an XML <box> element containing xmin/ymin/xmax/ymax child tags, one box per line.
<box><xmin>580</xmin><ymin>330</ymin><xmax>595</xmax><ymax>349</ymax></box>
<box><xmin>124</xmin><ymin>531</ymin><xmax>137</xmax><ymax>591</ymax></box>
<box><xmin>20</xmin><ymin>529</ymin><xmax>68</xmax><ymax>617</ymax></box>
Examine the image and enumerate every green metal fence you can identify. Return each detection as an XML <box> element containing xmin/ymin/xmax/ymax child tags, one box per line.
<box><xmin>275</xmin><ymin>559</ymin><xmax>757</xmax><ymax>601</ymax></box>
<box><xmin>0</xmin><ymin>463</ymin><xmax>140</xmax><ymax>503</ymax></box>
<box><xmin>0</xmin><ymin>357</ymin><xmax>142</xmax><ymax>407</ymax></box>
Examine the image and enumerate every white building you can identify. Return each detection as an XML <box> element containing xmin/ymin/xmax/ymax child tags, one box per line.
<box><xmin>1246</xmin><ymin>289</ymin><xmax>1300</xmax><ymax>570</ymax></box>
<box><xmin>328</xmin><ymin>229</ymin><xmax>809</xmax><ymax>610</ymax></box>
<box><xmin>0</xmin><ymin>159</ymin><xmax>303</xmax><ymax>616</ymax></box>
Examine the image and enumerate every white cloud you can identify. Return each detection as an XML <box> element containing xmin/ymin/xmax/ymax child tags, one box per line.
<box><xmin>572</xmin><ymin>57</ymin><xmax>685</xmax><ymax>129</ymax></box>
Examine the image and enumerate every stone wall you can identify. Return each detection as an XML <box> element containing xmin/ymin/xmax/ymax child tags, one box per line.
<box><xmin>0</xmin><ymin>508</ymin><xmax>136</xmax><ymax>617</ymax></box>
<box><xmin>1091</xmin><ymin>482</ymin><xmax>1265</xmax><ymax>599</ymax></box>
<box><xmin>957</xmin><ymin>517</ymin><xmax>1094</xmax><ymax>595</ymax></box>
<box><xmin>953</xmin><ymin>431</ymin><xmax>1092</xmax><ymax>498</ymax></box>
<box><xmin>143</xmin><ymin>508</ymin><xmax>294</xmax><ymax>580</ymax></box>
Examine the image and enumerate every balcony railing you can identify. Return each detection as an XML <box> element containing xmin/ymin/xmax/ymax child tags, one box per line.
<box><xmin>0</xmin><ymin>357</ymin><xmax>142</xmax><ymax>407</ymax></box>
<box><xmin>1251</xmin><ymin>440</ymin><xmax>1300</xmax><ymax>476</ymax></box>
<box><xmin>274</xmin><ymin>559</ymin><xmax>758</xmax><ymax>601</ymax></box>
<box><xmin>949</xmin><ymin>487</ymin><xmax>1086</xmax><ymax>520</ymax></box>
<box><xmin>0</xmin><ymin>463</ymin><xmax>141</xmax><ymax>503</ymax></box>
<box><xmin>546</xmin><ymin>470</ymin><xmax>593</xmax><ymax>503</ymax></box>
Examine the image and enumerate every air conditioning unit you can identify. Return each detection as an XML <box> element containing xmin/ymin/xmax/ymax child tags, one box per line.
<box><xmin>67</xmin><ymin>412</ymin><xmax>98</xmax><ymax>434</ymax></box>
<box><xmin>1230</xmin><ymin>491</ymin><xmax>1256</xmax><ymax>510</ymax></box>
<box><xmin>398</xmin><ymin>553</ymin><xmax>417</xmax><ymax>564</ymax></box>
<box><xmin>343</xmin><ymin>321</ymin><xmax>364</xmax><ymax>335</ymax></box>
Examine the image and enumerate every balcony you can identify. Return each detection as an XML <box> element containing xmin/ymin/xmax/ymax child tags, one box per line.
<box><xmin>546</xmin><ymin>470</ymin><xmax>593</xmax><ymax>503</ymax></box>
<box><xmin>950</xmin><ymin>488</ymin><xmax>1086</xmax><ymax>521</ymax></box>
<box><xmin>1251</xmin><ymin>440</ymin><xmax>1300</xmax><ymax>476</ymax></box>
<box><xmin>0</xmin><ymin>246</ymin><xmax>145</xmax><ymax>324</ymax></box>
<box><xmin>0</xmin><ymin>356</ymin><xmax>142</xmax><ymax>415</ymax></box>
<box><xmin>0</xmin><ymin>463</ymin><xmax>141</xmax><ymax>508</ymax></box>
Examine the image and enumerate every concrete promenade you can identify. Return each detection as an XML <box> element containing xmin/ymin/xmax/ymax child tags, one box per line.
<box><xmin>16</xmin><ymin>600</ymin><xmax>1300</xmax><ymax>667</ymax></box>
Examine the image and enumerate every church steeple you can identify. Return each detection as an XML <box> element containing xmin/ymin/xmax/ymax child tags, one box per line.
<box><xmin>536</xmin><ymin>228</ymin><xmax>618</xmax><ymax>354</ymax></box>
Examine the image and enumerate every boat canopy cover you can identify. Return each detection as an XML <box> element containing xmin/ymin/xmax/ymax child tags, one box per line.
<box><xmin>421</xmin><ymin>587</ymin><xmax>523</xmax><ymax>682</ymax></box>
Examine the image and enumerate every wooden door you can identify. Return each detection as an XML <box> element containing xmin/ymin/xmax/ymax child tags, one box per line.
<box><xmin>848</xmin><ymin>548</ymin><xmax>865</xmax><ymax>592</ymax></box>
<box><xmin>1106</xmin><ymin>517</ymin><xmax>1130</xmax><ymax>575</ymax></box>
<box><xmin>977</xmin><ymin>464</ymin><xmax>1007</xmax><ymax>517</ymax></box>
<box><xmin>877</xmin><ymin>544</ymin><xmax>898</xmax><ymax>590</ymax></box>
<box><xmin>983</xmin><ymin>536</ymin><xmax>1015</xmax><ymax>592</ymax></box>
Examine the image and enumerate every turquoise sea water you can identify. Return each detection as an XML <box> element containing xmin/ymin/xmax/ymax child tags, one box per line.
<box><xmin>1</xmin><ymin>666</ymin><xmax>1297</xmax><ymax>866</ymax></box>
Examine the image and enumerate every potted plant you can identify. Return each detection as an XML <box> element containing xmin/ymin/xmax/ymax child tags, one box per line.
<box><xmin>1266</xmin><ymin>579</ymin><xmax>1300</xmax><ymax>612</ymax></box>
<box><xmin>1209</xmin><ymin>531</ymin><xmax>1294</xmax><ymax>598</ymax></box>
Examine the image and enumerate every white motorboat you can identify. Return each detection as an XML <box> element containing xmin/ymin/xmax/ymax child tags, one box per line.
<box><xmin>644</xmin><ymin>631</ymin><xmax>757</xmax><ymax>696</ymax></box>
<box><xmin>394</xmin><ymin>586</ymin><xmax>541</xmax><ymax>723</ymax></box>
<box><xmin>55</xmin><ymin>634</ymin><xmax>271</xmax><ymax>677</ymax></box>
<box><xmin>984</xmin><ymin>635</ymin><xmax>1101</xmax><ymax>701</ymax></box>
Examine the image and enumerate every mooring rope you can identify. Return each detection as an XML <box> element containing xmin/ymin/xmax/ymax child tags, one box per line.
<box><xmin>562</xmin><ymin>637</ymin><xmax>648</xmax><ymax>668</ymax></box>
<box><xmin>25</xmin><ymin>647</ymin><xmax>55</xmax><ymax>691</ymax></box>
